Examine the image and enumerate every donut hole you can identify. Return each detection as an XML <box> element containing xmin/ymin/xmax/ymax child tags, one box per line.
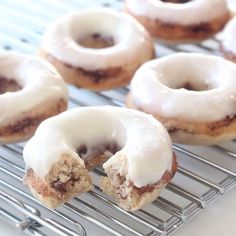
<box><xmin>0</xmin><ymin>77</ymin><xmax>22</xmax><ymax>94</ymax></box>
<box><xmin>78</xmin><ymin>33</ymin><xmax>115</xmax><ymax>49</ymax></box>
<box><xmin>175</xmin><ymin>81</ymin><xmax>210</xmax><ymax>91</ymax></box>
<box><xmin>160</xmin><ymin>0</ymin><xmax>191</xmax><ymax>3</ymax></box>
<box><xmin>76</xmin><ymin>141</ymin><xmax>121</xmax><ymax>170</ymax></box>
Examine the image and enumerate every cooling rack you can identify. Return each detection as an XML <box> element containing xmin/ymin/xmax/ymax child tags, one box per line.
<box><xmin>0</xmin><ymin>0</ymin><xmax>236</xmax><ymax>235</ymax></box>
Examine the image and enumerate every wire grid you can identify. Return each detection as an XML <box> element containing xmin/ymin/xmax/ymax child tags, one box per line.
<box><xmin>0</xmin><ymin>0</ymin><xmax>236</xmax><ymax>235</ymax></box>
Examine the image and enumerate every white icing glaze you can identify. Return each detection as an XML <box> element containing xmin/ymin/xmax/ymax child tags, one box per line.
<box><xmin>0</xmin><ymin>51</ymin><xmax>68</xmax><ymax>125</ymax></box>
<box><xmin>221</xmin><ymin>17</ymin><xmax>236</xmax><ymax>54</ymax></box>
<box><xmin>126</xmin><ymin>0</ymin><xmax>229</xmax><ymax>25</ymax></box>
<box><xmin>130</xmin><ymin>53</ymin><xmax>236</xmax><ymax>122</ymax></box>
<box><xmin>23</xmin><ymin>106</ymin><xmax>173</xmax><ymax>188</ymax></box>
<box><xmin>41</xmin><ymin>8</ymin><xmax>153</xmax><ymax>70</ymax></box>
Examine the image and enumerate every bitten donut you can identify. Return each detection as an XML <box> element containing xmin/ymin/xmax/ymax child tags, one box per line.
<box><xmin>23</xmin><ymin>106</ymin><xmax>177</xmax><ymax>211</ymax></box>
<box><xmin>221</xmin><ymin>17</ymin><xmax>236</xmax><ymax>63</ymax></box>
<box><xmin>39</xmin><ymin>8</ymin><xmax>155</xmax><ymax>91</ymax></box>
<box><xmin>0</xmin><ymin>51</ymin><xmax>68</xmax><ymax>144</ymax></box>
<box><xmin>127</xmin><ymin>53</ymin><xmax>236</xmax><ymax>145</ymax></box>
<box><xmin>125</xmin><ymin>0</ymin><xmax>230</xmax><ymax>42</ymax></box>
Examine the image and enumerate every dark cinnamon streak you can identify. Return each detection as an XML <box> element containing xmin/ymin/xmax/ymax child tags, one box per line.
<box><xmin>168</xmin><ymin>115</ymin><xmax>236</xmax><ymax>134</ymax></box>
<box><xmin>0</xmin><ymin>118</ymin><xmax>38</xmax><ymax>136</ymax></box>
<box><xmin>46</xmin><ymin>53</ymin><xmax>122</xmax><ymax>84</ymax></box>
<box><xmin>66</xmin><ymin>64</ymin><xmax>122</xmax><ymax>83</ymax></box>
<box><xmin>52</xmin><ymin>175</ymin><xmax>80</xmax><ymax>193</ymax></box>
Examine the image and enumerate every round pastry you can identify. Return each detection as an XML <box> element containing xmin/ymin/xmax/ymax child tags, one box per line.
<box><xmin>220</xmin><ymin>17</ymin><xmax>236</xmax><ymax>63</ymax></box>
<box><xmin>127</xmin><ymin>53</ymin><xmax>236</xmax><ymax>145</ymax></box>
<box><xmin>0</xmin><ymin>51</ymin><xmax>68</xmax><ymax>144</ymax></box>
<box><xmin>39</xmin><ymin>8</ymin><xmax>155</xmax><ymax>91</ymax></box>
<box><xmin>124</xmin><ymin>0</ymin><xmax>230</xmax><ymax>42</ymax></box>
<box><xmin>23</xmin><ymin>106</ymin><xmax>177</xmax><ymax>211</ymax></box>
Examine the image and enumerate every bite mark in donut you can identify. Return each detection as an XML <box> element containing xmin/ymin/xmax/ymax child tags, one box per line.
<box><xmin>23</xmin><ymin>106</ymin><xmax>176</xmax><ymax>211</ymax></box>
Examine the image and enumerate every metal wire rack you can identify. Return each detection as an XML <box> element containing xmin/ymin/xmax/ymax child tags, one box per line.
<box><xmin>0</xmin><ymin>0</ymin><xmax>236</xmax><ymax>235</ymax></box>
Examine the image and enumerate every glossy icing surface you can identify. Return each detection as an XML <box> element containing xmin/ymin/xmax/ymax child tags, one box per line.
<box><xmin>42</xmin><ymin>8</ymin><xmax>153</xmax><ymax>70</ymax></box>
<box><xmin>0</xmin><ymin>51</ymin><xmax>68</xmax><ymax>125</ymax></box>
<box><xmin>221</xmin><ymin>17</ymin><xmax>236</xmax><ymax>54</ymax></box>
<box><xmin>126</xmin><ymin>0</ymin><xmax>229</xmax><ymax>25</ymax></box>
<box><xmin>130</xmin><ymin>53</ymin><xmax>236</xmax><ymax>122</ymax></box>
<box><xmin>23</xmin><ymin>106</ymin><xmax>173</xmax><ymax>188</ymax></box>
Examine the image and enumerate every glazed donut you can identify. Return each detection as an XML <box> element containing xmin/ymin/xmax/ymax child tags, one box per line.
<box><xmin>125</xmin><ymin>0</ymin><xmax>230</xmax><ymax>42</ymax></box>
<box><xmin>23</xmin><ymin>106</ymin><xmax>177</xmax><ymax>211</ymax></box>
<box><xmin>127</xmin><ymin>53</ymin><xmax>236</xmax><ymax>145</ymax></box>
<box><xmin>221</xmin><ymin>17</ymin><xmax>236</xmax><ymax>63</ymax></box>
<box><xmin>0</xmin><ymin>51</ymin><xmax>68</xmax><ymax>144</ymax></box>
<box><xmin>39</xmin><ymin>8</ymin><xmax>155</xmax><ymax>91</ymax></box>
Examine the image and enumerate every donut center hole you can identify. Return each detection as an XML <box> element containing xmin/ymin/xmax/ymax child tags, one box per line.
<box><xmin>0</xmin><ymin>77</ymin><xmax>22</xmax><ymax>94</ymax></box>
<box><xmin>161</xmin><ymin>0</ymin><xmax>191</xmax><ymax>3</ymax></box>
<box><xmin>76</xmin><ymin>141</ymin><xmax>121</xmax><ymax>171</ymax></box>
<box><xmin>176</xmin><ymin>82</ymin><xmax>210</xmax><ymax>91</ymax></box>
<box><xmin>78</xmin><ymin>33</ymin><xmax>115</xmax><ymax>49</ymax></box>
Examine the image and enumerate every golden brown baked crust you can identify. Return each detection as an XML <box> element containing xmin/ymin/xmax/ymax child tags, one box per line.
<box><xmin>38</xmin><ymin>49</ymin><xmax>155</xmax><ymax>91</ymax></box>
<box><xmin>101</xmin><ymin>152</ymin><xmax>177</xmax><ymax>211</ymax></box>
<box><xmin>0</xmin><ymin>98</ymin><xmax>67</xmax><ymax>144</ymax></box>
<box><xmin>126</xmin><ymin>93</ymin><xmax>236</xmax><ymax>145</ymax></box>
<box><xmin>24</xmin><ymin>153</ymin><xmax>92</xmax><ymax>209</ymax></box>
<box><xmin>24</xmin><ymin>142</ymin><xmax>176</xmax><ymax>210</ymax></box>
<box><xmin>124</xmin><ymin>6</ymin><xmax>230</xmax><ymax>42</ymax></box>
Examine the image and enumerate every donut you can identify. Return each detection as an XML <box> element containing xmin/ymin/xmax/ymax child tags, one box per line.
<box><xmin>220</xmin><ymin>17</ymin><xmax>236</xmax><ymax>63</ymax></box>
<box><xmin>124</xmin><ymin>0</ymin><xmax>230</xmax><ymax>42</ymax></box>
<box><xmin>0</xmin><ymin>51</ymin><xmax>68</xmax><ymax>144</ymax></box>
<box><xmin>127</xmin><ymin>53</ymin><xmax>236</xmax><ymax>145</ymax></box>
<box><xmin>23</xmin><ymin>106</ymin><xmax>177</xmax><ymax>211</ymax></box>
<box><xmin>39</xmin><ymin>8</ymin><xmax>155</xmax><ymax>91</ymax></box>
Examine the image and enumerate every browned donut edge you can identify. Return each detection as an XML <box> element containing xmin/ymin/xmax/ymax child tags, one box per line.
<box><xmin>124</xmin><ymin>5</ymin><xmax>230</xmax><ymax>42</ymax></box>
<box><xmin>126</xmin><ymin>93</ymin><xmax>236</xmax><ymax>145</ymax></box>
<box><xmin>101</xmin><ymin>152</ymin><xmax>177</xmax><ymax>211</ymax></box>
<box><xmin>0</xmin><ymin>98</ymin><xmax>67</xmax><ymax>144</ymax></box>
<box><xmin>38</xmin><ymin>49</ymin><xmax>155</xmax><ymax>91</ymax></box>
<box><xmin>24</xmin><ymin>150</ymin><xmax>177</xmax><ymax>210</ymax></box>
<box><xmin>24</xmin><ymin>153</ymin><xmax>93</xmax><ymax>209</ymax></box>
